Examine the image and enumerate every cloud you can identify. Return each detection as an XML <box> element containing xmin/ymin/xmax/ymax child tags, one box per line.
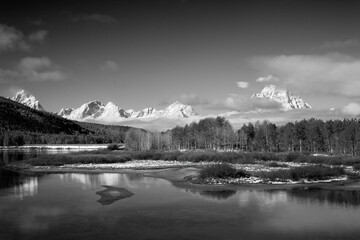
<box><xmin>0</xmin><ymin>23</ymin><xmax>29</xmax><ymax>52</ymax></box>
<box><xmin>256</xmin><ymin>74</ymin><xmax>279</xmax><ymax>82</ymax></box>
<box><xmin>237</xmin><ymin>81</ymin><xmax>249</xmax><ymax>88</ymax></box>
<box><xmin>73</xmin><ymin>13</ymin><xmax>118</xmax><ymax>23</ymax></box>
<box><xmin>321</xmin><ymin>39</ymin><xmax>360</xmax><ymax>49</ymax></box>
<box><xmin>251</xmin><ymin>53</ymin><xmax>360</xmax><ymax>97</ymax></box>
<box><xmin>0</xmin><ymin>57</ymin><xmax>65</xmax><ymax>83</ymax></box>
<box><xmin>207</xmin><ymin>94</ymin><xmax>283</xmax><ymax>112</ymax></box>
<box><xmin>179</xmin><ymin>93</ymin><xmax>209</xmax><ymax>106</ymax></box>
<box><xmin>100</xmin><ymin>60</ymin><xmax>119</xmax><ymax>71</ymax></box>
<box><xmin>342</xmin><ymin>103</ymin><xmax>360</xmax><ymax>116</ymax></box>
<box><xmin>28</xmin><ymin>30</ymin><xmax>48</xmax><ymax>42</ymax></box>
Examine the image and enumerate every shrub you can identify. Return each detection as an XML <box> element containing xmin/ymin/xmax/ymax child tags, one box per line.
<box><xmin>282</xmin><ymin>152</ymin><xmax>301</xmax><ymax>162</ymax></box>
<box><xmin>177</xmin><ymin>151</ymin><xmax>255</xmax><ymax>164</ymax></box>
<box><xmin>353</xmin><ymin>163</ymin><xmax>360</xmax><ymax>171</ymax></box>
<box><xmin>131</xmin><ymin>150</ymin><xmax>182</xmax><ymax>161</ymax></box>
<box><xmin>251</xmin><ymin>152</ymin><xmax>280</xmax><ymax>161</ymax></box>
<box><xmin>289</xmin><ymin>165</ymin><xmax>345</xmax><ymax>180</ymax></box>
<box><xmin>265</xmin><ymin>161</ymin><xmax>288</xmax><ymax>168</ymax></box>
<box><xmin>199</xmin><ymin>163</ymin><xmax>237</xmax><ymax>179</ymax></box>
<box><xmin>107</xmin><ymin>143</ymin><xmax>120</xmax><ymax>150</ymax></box>
<box><xmin>254</xmin><ymin>165</ymin><xmax>345</xmax><ymax>181</ymax></box>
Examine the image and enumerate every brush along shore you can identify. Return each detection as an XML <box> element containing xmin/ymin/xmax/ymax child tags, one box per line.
<box><xmin>5</xmin><ymin>149</ymin><xmax>360</xmax><ymax>186</ymax></box>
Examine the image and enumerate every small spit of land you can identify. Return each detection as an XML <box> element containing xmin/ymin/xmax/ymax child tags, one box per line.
<box><xmin>5</xmin><ymin>149</ymin><xmax>360</xmax><ymax>189</ymax></box>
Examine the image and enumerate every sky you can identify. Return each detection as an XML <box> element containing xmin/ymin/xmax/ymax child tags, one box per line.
<box><xmin>1</xmin><ymin>0</ymin><xmax>360</xmax><ymax>128</ymax></box>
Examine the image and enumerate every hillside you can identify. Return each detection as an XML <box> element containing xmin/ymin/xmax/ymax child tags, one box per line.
<box><xmin>0</xmin><ymin>97</ymin><xmax>90</xmax><ymax>134</ymax></box>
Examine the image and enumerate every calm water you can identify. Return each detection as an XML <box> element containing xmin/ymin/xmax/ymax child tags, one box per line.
<box><xmin>1</xmin><ymin>151</ymin><xmax>360</xmax><ymax>240</ymax></box>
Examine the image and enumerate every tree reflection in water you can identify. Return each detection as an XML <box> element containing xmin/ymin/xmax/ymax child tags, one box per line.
<box><xmin>185</xmin><ymin>188</ymin><xmax>237</xmax><ymax>201</ymax></box>
<box><xmin>287</xmin><ymin>187</ymin><xmax>360</xmax><ymax>207</ymax></box>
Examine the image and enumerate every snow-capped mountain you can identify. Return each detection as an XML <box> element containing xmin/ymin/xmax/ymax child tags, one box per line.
<box><xmin>58</xmin><ymin>100</ymin><xmax>128</xmax><ymax>121</ymax></box>
<box><xmin>162</xmin><ymin>101</ymin><xmax>197</xmax><ymax>118</ymax></box>
<box><xmin>134</xmin><ymin>107</ymin><xmax>162</xmax><ymax>118</ymax></box>
<box><xmin>58</xmin><ymin>100</ymin><xmax>197</xmax><ymax>122</ymax></box>
<box><xmin>11</xmin><ymin>89</ymin><xmax>45</xmax><ymax>111</ymax></box>
<box><xmin>252</xmin><ymin>85</ymin><xmax>311</xmax><ymax>110</ymax></box>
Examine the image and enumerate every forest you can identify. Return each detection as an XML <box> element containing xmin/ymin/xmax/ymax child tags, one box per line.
<box><xmin>123</xmin><ymin>117</ymin><xmax>360</xmax><ymax>156</ymax></box>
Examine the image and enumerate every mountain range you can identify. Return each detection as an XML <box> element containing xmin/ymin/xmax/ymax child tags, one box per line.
<box><xmin>10</xmin><ymin>85</ymin><xmax>312</xmax><ymax>124</ymax></box>
<box><xmin>57</xmin><ymin>100</ymin><xmax>197</xmax><ymax>122</ymax></box>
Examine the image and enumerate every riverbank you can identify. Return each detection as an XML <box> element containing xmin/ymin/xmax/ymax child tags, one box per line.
<box><xmin>0</xmin><ymin>144</ymin><xmax>120</xmax><ymax>150</ymax></box>
<box><xmin>5</xmin><ymin>160</ymin><xmax>360</xmax><ymax>191</ymax></box>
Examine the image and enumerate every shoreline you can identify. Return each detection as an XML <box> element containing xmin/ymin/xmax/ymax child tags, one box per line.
<box><xmin>0</xmin><ymin>144</ymin><xmax>114</xmax><ymax>150</ymax></box>
<box><xmin>4</xmin><ymin>163</ymin><xmax>360</xmax><ymax>191</ymax></box>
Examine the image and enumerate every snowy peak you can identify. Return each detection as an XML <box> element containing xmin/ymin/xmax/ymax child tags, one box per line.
<box><xmin>162</xmin><ymin>101</ymin><xmax>197</xmax><ymax>118</ymax></box>
<box><xmin>253</xmin><ymin>85</ymin><xmax>311</xmax><ymax>110</ymax></box>
<box><xmin>11</xmin><ymin>89</ymin><xmax>45</xmax><ymax>111</ymax></box>
<box><xmin>99</xmin><ymin>102</ymin><xmax>128</xmax><ymax>119</ymax></box>
<box><xmin>58</xmin><ymin>100</ymin><xmax>197</xmax><ymax>122</ymax></box>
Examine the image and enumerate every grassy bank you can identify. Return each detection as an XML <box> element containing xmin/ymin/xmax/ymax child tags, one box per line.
<box><xmin>199</xmin><ymin>163</ymin><xmax>347</xmax><ymax>182</ymax></box>
<box><xmin>20</xmin><ymin>151</ymin><xmax>132</xmax><ymax>166</ymax></box>
<box><xmin>10</xmin><ymin>149</ymin><xmax>360</xmax><ymax>168</ymax></box>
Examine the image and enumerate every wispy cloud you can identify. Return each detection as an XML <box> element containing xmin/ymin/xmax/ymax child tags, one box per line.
<box><xmin>28</xmin><ymin>30</ymin><xmax>48</xmax><ymax>42</ymax></box>
<box><xmin>321</xmin><ymin>39</ymin><xmax>360</xmax><ymax>49</ymax></box>
<box><xmin>100</xmin><ymin>60</ymin><xmax>119</xmax><ymax>71</ymax></box>
<box><xmin>237</xmin><ymin>81</ymin><xmax>249</xmax><ymax>88</ymax></box>
<box><xmin>205</xmin><ymin>94</ymin><xmax>283</xmax><ymax>112</ymax></box>
<box><xmin>256</xmin><ymin>74</ymin><xmax>279</xmax><ymax>82</ymax></box>
<box><xmin>251</xmin><ymin>53</ymin><xmax>360</xmax><ymax>97</ymax></box>
<box><xmin>0</xmin><ymin>23</ymin><xmax>29</xmax><ymax>52</ymax></box>
<box><xmin>73</xmin><ymin>13</ymin><xmax>118</xmax><ymax>23</ymax></box>
<box><xmin>0</xmin><ymin>57</ymin><xmax>65</xmax><ymax>83</ymax></box>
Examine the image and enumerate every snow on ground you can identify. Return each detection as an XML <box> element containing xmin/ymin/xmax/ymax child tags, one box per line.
<box><xmin>60</xmin><ymin>160</ymin><xmax>209</xmax><ymax>169</ymax></box>
<box><xmin>201</xmin><ymin>176</ymin><xmax>349</xmax><ymax>185</ymax></box>
<box><xmin>0</xmin><ymin>144</ymin><xmax>111</xmax><ymax>150</ymax></box>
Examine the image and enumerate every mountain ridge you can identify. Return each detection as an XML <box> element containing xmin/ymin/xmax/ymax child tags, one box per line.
<box><xmin>11</xmin><ymin>90</ymin><xmax>45</xmax><ymax>111</ymax></box>
<box><xmin>252</xmin><ymin>85</ymin><xmax>311</xmax><ymax>110</ymax></box>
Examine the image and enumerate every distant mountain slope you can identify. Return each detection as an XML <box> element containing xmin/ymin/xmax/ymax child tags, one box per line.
<box><xmin>11</xmin><ymin>89</ymin><xmax>45</xmax><ymax>111</ymax></box>
<box><xmin>77</xmin><ymin>121</ymin><xmax>134</xmax><ymax>136</ymax></box>
<box><xmin>252</xmin><ymin>85</ymin><xmax>311</xmax><ymax>110</ymax></box>
<box><xmin>0</xmin><ymin>97</ymin><xmax>90</xmax><ymax>134</ymax></box>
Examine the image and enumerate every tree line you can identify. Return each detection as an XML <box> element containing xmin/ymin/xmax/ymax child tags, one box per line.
<box><xmin>2</xmin><ymin>113</ymin><xmax>360</xmax><ymax>156</ymax></box>
<box><xmin>124</xmin><ymin>117</ymin><xmax>360</xmax><ymax>156</ymax></box>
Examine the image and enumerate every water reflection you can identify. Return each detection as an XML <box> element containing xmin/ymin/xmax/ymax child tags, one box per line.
<box><xmin>238</xmin><ymin>190</ymin><xmax>288</xmax><ymax>208</ymax></box>
<box><xmin>1</xmin><ymin>171</ymin><xmax>360</xmax><ymax>239</ymax></box>
<box><xmin>0</xmin><ymin>169</ymin><xmax>39</xmax><ymax>199</ymax></box>
<box><xmin>96</xmin><ymin>186</ymin><xmax>134</xmax><ymax>205</ymax></box>
<box><xmin>287</xmin><ymin>187</ymin><xmax>360</xmax><ymax>207</ymax></box>
<box><xmin>59</xmin><ymin>173</ymin><xmax>160</xmax><ymax>190</ymax></box>
<box><xmin>185</xmin><ymin>188</ymin><xmax>237</xmax><ymax>201</ymax></box>
<box><xmin>0</xmin><ymin>149</ymin><xmax>86</xmax><ymax>166</ymax></box>
<box><xmin>13</xmin><ymin>177</ymin><xmax>38</xmax><ymax>199</ymax></box>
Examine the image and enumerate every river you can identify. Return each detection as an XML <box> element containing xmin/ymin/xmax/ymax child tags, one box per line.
<box><xmin>1</xmin><ymin>150</ymin><xmax>360</xmax><ymax>240</ymax></box>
